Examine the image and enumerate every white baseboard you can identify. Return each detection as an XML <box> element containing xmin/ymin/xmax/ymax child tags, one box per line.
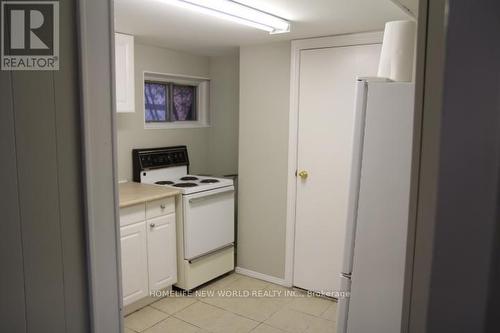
<box><xmin>235</xmin><ymin>267</ymin><xmax>291</xmax><ymax>287</ymax></box>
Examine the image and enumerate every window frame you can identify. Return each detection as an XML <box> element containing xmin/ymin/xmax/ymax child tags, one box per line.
<box><xmin>143</xmin><ymin>71</ymin><xmax>210</xmax><ymax>129</ymax></box>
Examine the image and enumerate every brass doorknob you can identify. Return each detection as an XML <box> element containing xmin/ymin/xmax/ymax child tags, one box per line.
<box><xmin>298</xmin><ymin>170</ymin><xmax>309</xmax><ymax>179</ymax></box>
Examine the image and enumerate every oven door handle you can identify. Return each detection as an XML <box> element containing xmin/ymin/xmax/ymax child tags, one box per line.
<box><xmin>188</xmin><ymin>188</ymin><xmax>234</xmax><ymax>204</ymax></box>
<box><xmin>187</xmin><ymin>244</ymin><xmax>234</xmax><ymax>263</ymax></box>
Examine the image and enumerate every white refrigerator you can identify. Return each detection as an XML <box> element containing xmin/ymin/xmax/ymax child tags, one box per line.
<box><xmin>336</xmin><ymin>78</ymin><xmax>415</xmax><ymax>333</ymax></box>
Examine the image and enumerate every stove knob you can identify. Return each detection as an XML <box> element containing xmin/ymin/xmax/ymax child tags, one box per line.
<box><xmin>150</xmin><ymin>223</ymin><xmax>156</xmax><ymax>228</ymax></box>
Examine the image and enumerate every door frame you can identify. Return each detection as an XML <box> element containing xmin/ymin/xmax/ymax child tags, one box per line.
<box><xmin>284</xmin><ymin>32</ymin><xmax>384</xmax><ymax>286</ymax></box>
<box><xmin>77</xmin><ymin>0</ymin><xmax>123</xmax><ymax>332</ymax></box>
<box><xmin>75</xmin><ymin>0</ymin><xmax>500</xmax><ymax>331</ymax></box>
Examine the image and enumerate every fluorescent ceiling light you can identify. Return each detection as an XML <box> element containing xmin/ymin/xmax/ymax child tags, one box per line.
<box><xmin>161</xmin><ymin>0</ymin><xmax>290</xmax><ymax>34</ymax></box>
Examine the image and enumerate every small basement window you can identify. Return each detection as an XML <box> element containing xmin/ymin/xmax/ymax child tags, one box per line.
<box><xmin>143</xmin><ymin>72</ymin><xmax>210</xmax><ymax>129</ymax></box>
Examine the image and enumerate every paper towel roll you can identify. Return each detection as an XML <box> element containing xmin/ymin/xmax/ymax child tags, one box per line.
<box><xmin>377</xmin><ymin>20</ymin><xmax>416</xmax><ymax>82</ymax></box>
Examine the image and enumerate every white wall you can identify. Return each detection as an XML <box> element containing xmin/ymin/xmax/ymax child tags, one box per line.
<box><xmin>208</xmin><ymin>54</ymin><xmax>240</xmax><ymax>177</ymax></box>
<box><xmin>238</xmin><ymin>41</ymin><xmax>291</xmax><ymax>279</ymax></box>
<box><xmin>117</xmin><ymin>42</ymin><xmax>239</xmax><ymax>180</ymax></box>
<box><xmin>117</xmin><ymin>39</ymin><xmax>287</xmax><ymax>279</ymax></box>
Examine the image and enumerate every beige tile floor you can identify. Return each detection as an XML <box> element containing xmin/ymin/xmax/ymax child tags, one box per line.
<box><xmin>125</xmin><ymin>273</ymin><xmax>337</xmax><ymax>333</ymax></box>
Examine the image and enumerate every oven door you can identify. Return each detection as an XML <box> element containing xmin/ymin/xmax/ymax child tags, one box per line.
<box><xmin>183</xmin><ymin>186</ymin><xmax>235</xmax><ymax>260</ymax></box>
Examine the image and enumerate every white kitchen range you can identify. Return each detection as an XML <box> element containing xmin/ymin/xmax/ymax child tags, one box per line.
<box><xmin>133</xmin><ymin>146</ymin><xmax>235</xmax><ymax>290</ymax></box>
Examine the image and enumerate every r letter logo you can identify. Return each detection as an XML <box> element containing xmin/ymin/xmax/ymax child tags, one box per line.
<box><xmin>1</xmin><ymin>1</ymin><xmax>59</xmax><ymax>70</ymax></box>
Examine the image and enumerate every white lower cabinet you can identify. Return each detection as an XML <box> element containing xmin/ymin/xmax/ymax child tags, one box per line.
<box><xmin>147</xmin><ymin>214</ymin><xmax>177</xmax><ymax>291</ymax></box>
<box><xmin>120</xmin><ymin>221</ymin><xmax>148</xmax><ymax>305</ymax></box>
<box><xmin>120</xmin><ymin>199</ymin><xmax>177</xmax><ymax>307</ymax></box>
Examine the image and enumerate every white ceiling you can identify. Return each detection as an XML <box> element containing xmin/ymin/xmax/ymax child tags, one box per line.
<box><xmin>114</xmin><ymin>0</ymin><xmax>415</xmax><ymax>56</ymax></box>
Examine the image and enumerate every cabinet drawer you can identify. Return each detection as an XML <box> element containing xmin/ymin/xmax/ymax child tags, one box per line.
<box><xmin>120</xmin><ymin>204</ymin><xmax>146</xmax><ymax>227</ymax></box>
<box><xmin>146</xmin><ymin>197</ymin><xmax>175</xmax><ymax>219</ymax></box>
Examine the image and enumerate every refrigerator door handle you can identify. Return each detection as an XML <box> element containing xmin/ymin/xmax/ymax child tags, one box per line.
<box><xmin>340</xmin><ymin>79</ymin><xmax>369</xmax><ymax>274</ymax></box>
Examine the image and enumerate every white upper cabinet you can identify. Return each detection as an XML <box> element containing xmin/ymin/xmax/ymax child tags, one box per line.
<box><xmin>115</xmin><ymin>33</ymin><xmax>135</xmax><ymax>113</ymax></box>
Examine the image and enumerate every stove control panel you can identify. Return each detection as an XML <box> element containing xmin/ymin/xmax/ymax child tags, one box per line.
<box><xmin>139</xmin><ymin>150</ymin><xmax>187</xmax><ymax>169</ymax></box>
<box><xmin>132</xmin><ymin>146</ymin><xmax>190</xmax><ymax>182</ymax></box>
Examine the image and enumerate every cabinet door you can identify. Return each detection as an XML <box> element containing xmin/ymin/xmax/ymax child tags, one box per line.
<box><xmin>115</xmin><ymin>33</ymin><xmax>135</xmax><ymax>113</ymax></box>
<box><xmin>120</xmin><ymin>221</ymin><xmax>148</xmax><ymax>306</ymax></box>
<box><xmin>147</xmin><ymin>214</ymin><xmax>177</xmax><ymax>291</ymax></box>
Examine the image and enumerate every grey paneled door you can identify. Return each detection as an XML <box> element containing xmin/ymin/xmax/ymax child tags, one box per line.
<box><xmin>0</xmin><ymin>0</ymin><xmax>89</xmax><ymax>331</ymax></box>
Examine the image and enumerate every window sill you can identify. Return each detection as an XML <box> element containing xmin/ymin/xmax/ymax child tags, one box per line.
<box><xmin>144</xmin><ymin>122</ymin><xmax>211</xmax><ymax>130</ymax></box>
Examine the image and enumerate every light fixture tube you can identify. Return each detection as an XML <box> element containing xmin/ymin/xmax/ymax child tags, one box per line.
<box><xmin>162</xmin><ymin>0</ymin><xmax>290</xmax><ymax>34</ymax></box>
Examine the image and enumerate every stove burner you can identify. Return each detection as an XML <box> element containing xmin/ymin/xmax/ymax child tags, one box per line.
<box><xmin>174</xmin><ymin>182</ymin><xmax>198</xmax><ymax>188</ymax></box>
<box><xmin>180</xmin><ymin>176</ymin><xmax>199</xmax><ymax>181</ymax></box>
<box><xmin>155</xmin><ymin>180</ymin><xmax>174</xmax><ymax>185</ymax></box>
<box><xmin>200</xmin><ymin>179</ymin><xmax>220</xmax><ymax>183</ymax></box>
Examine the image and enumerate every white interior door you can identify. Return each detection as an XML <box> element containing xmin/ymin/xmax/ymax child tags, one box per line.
<box><xmin>293</xmin><ymin>44</ymin><xmax>381</xmax><ymax>294</ymax></box>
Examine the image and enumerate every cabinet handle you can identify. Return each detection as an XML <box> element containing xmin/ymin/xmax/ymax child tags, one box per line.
<box><xmin>150</xmin><ymin>223</ymin><xmax>156</xmax><ymax>228</ymax></box>
<box><xmin>189</xmin><ymin>188</ymin><xmax>235</xmax><ymax>204</ymax></box>
<box><xmin>160</xmin><ymin>204</ymin><xmax>166</xmax><ymax>209</ymax></box>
